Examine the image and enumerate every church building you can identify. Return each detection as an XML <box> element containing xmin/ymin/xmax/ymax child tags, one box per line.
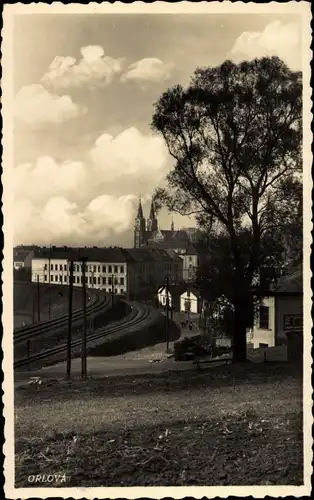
<box><xmin>134</xmin><ymin>198</ymin><xmax>190</xmax><ymax>248</ymax></box>
<box><xmin>134</xmin><ymin>198</ymin><xmax>199</xmax><ymax>281</ymax></box>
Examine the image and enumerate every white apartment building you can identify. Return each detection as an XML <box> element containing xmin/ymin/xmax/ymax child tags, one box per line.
<box><xmin>32</xmin><ymin>247</ymin><xmax>128</xmax><ymax>295</ymax></box>
<box><xmin>31</xmin><ymin>246</ymin><xmax>183</xmax><ymax>298</ymax></box>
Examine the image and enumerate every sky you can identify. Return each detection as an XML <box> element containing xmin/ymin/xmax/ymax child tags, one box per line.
<box><xmin>12</xmin><ymin>12</ymin><xmax>302</xmax><ymax>247</ymax></box>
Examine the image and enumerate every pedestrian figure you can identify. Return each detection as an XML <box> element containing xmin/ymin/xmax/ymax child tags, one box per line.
<box><xmin>189</xmin><ymin>322</ymin><xmax>193</xmax><ymax>331</ymax></box>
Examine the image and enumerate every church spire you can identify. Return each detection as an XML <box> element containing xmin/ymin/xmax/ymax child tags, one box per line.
<box><xmin>147</xmin><ymin>199</ymin><xmax>158</xmax><ymax>232</ymax></box>
<box><xmin>136</xmin><ymin>197</ymin><xmax>144</xmax><ymax>219</ymax></box>
<box><xmin>149</xmin><ymin>200</ymin><xmax>156</xmax><ymax>220</ymax></box>
<box><xmin>134</xmin><ymin>197</ymin><xmax>146</xmax><ymax>248</ymax></box>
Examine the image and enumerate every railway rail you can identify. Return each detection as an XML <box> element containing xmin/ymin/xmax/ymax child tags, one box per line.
<box><xmin>14</xmin><ymin>288</ymin><xmax>111</xmax><ymax>343</ymax></box>
<box><xmin>14</xmin><ymin>301</ymin><xmax>156</xmax><ymax>370</ymax></box>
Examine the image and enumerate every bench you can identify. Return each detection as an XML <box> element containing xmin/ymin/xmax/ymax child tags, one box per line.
<box><xmin>183</xmin><ymin>347</ymin><xmax>232</xmax><ymax>370</ymax></box>
<box><xmin>193</xmin><ymin>357</ymin><xmax>232</xmax><ymax>370</ymax></box>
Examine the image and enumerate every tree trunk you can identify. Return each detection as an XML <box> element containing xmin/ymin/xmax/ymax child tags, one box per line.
<box><xmin>232</xmin><ymin>298</ymin><xmax>248</xmax><ymax>363</ymax></box>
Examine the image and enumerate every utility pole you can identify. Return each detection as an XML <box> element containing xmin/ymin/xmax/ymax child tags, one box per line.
<box><xmin>81</xmin><ymin>258</ymin><xmax>88</xmax><ymax>379</ymax></box>
<box><xmin>187</xmin><ymin>271</ymin><xmax>191</xmax><ymax>325</ymax></box>
<box><xmin>199</xmin><ymin>295</ymin><xmax>203</xmax><ymax>329</ymax></box>
<box><xmin>66</xmin><ymin>259</ymin><xmax>74</xmax><ymax>379</ymax></box>
<box><xmin>90</xmin><ymin>270</ymin><xmax>94</xmax><ymax>332</ymax></box>
<box><xmin>32</xmin><ymin>296</ymin><xmax>35</xmax><ymax>324</ymax></box>
<box><xmin>48</xmin><ymin>245</ymin><xmax>51</xmax><ymax>283</ymax></box>
<box><xmin>37</xmin><ymin>275</ymin><xmax>40</xmax><ymax>322</ymax></box>
<box><xmin>165</xmin><ymin>275</ymin><xmax>170</xmax><ymax>352</ymax></box>
<box><xmin>48</xmin><ymin>245</ymin><xmax>51</xmax><ymax>319</ymax></box>
<box><xmin>27</xmin><ymin>339</ymin><xmax>31</xmax><ymax>372</ymax></box>
<box><xmin>48</xmin><ymin>289</ymin><xmax>51</xmax><ymax>320</ymax></box>
<box><xmin>111</xmin><ymin>273</ymin><xmax>115</xmax><ymax>306</ymax></box>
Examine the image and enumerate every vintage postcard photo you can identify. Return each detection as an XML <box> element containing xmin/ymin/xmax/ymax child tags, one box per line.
<box><xmin>2</xmin><ymin>2</ymin><xmax>312</xmax><ymax>498</ymax></box>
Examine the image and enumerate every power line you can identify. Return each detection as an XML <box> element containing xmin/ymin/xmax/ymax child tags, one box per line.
<box><xmin>66</xmin><ymin>258</ymin><xmax>74</xmax><ymax>379</ymax></box>
<box><xmin>165</xmin><ymin>275</ymin><xmax>170</xmax><ymax>352</ymax></box>
<box><xmin>37</xmin><ymin>275</ymin><xmax>40</xmax><ymax>323</ymax></box>
<box><xmin>81</xmin><ymin>258</ymin><xmax>88</xmax><ymax>379</ymax></box>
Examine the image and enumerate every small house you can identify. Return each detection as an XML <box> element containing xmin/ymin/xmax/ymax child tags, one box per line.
<box><xmin>247</xmin><ymin>267</ymin><xmax>303</xmax><ymax>349</ymax></box>
<box><xmin>14</xmin><ymin>249</ymin><xmax>34</xmax><ymax>270</ymax></box>
<box><xmin>180</xmin><ymin>287</ymin><xmax>201</xmax><ymax>315</ymax></box>
<box><xmin>157</xmin><ymin>283</ymin><xmax>187</xmax><ymax>311</ymax></box>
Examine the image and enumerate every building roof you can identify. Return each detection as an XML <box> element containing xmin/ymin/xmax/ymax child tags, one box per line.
<box><xmin>14</xmin><ymin>250</ymin><xmax>32</xmax><ymax>262</ymax></box>
<box><xmin>33</xmin><ymin>247</ymin><xmax>128</xmax><ymax>263</ymax></box>
<box><xmin>181</xmin><ymin>287</ymin><xmax>201</xmax><ymax>298</ymax></box>
<box><xmin>158</xmin><ymin>283</ymin><xmax>201</xmax><ymax>297</ymax></box>
<box><xmin>122</xmin><ymin>248</ymin><xmax>182</xmax><ymax>263</ymax></box>
<box><xmin>161</xmin><ymin>229</ymin><xmax>190</xmax><ymax>242</ymax></box>
<box><xmin>158</xmin><ymin>283</ymin><xmax>187</xmax><ymax>296</ymax></box>
<box><xmin>271</xmin><ymin>268</ymin><xmax>303</xmax><ymax>295</ymax></box>
<box><xmin>144</xmin><ymin>240</ymin><xmax>198</xmax><ymax>253</ymax></box>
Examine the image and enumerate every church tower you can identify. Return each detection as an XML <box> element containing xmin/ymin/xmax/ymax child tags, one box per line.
<box><xmin>147</xmin><ymin>200</ymin><xmax>158</xmax><ymax>233</ymax></box>
<box><xmin>134</xmin><ymin>198</ymin><xmax>146</xmax><ymax>248</ymax></box>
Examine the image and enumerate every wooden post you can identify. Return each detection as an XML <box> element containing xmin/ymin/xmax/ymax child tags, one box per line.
<box><xmin>90</xmin><ymin>271</ymin><xmax>94</xmax><ymax>332</ymax></box>
<box><xmin>27</xmin><ymin>339</ymin><xmax>31</xmax><ymax>372</ymax></box>
<box><xmin>111</xmin><ymin>273</ymin><xmax>114</xmax><ymax>306</ymax></box>
<box><xmin>66</xmin><ymin>259</ymin><xmax>74</xmax><ymax>379</ymax></box>
<box><xmin>48</xmin><ymin>288</ymin><xmax>51</xmax><ymax>320</ymax></box>
<box><xmin>199</xmin><ymin>296</ymin><xmax>203</xmax><ymax>329</ymax></box>
<box><xmin>165</xmin><ymin>276</ymin><xmax>170</xmax><ymax>352</ymax></box>
<box><xmin>32</xmin><ymin>295</ymin><xmax>35</xmax><ymax>324</ymax></box>
<box><xmin>187</xmin><ymin>273</ymin><xmax>191</xmax><ymax>325</ymax></box>
<box><xmin>48</xmin><ymin>246</ymin><xmax>52</xmax><ymax>319</ymax></box>
<box><xmin>81</xmin><ymin>258</ymin><xmax>87</xmax><ymax>379</ymax></box>
<box><xmin>48</xmin><ymin>245</ymin><xmax>51</xmax><ymax>283</ymax></box>
<box><xmin>37</xmin><ymin>275</ymin><xmax>40</xmax><ymax>322</ymax></box>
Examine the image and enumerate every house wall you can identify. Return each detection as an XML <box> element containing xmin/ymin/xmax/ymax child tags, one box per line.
<box><xmin>128</xmin><ymin>259</ymin><xmax>182</xmax><ymax>299</ymax></box>
<box><xmin>14</xmin><ymin>251</ymin><xmax>34</xmax><ymax>270</ymax></box>
<box><xmin>14</xmin><ymin>261</ymin><xmax>25</xmax><ymax>270</ymax></box>
<box><xmin>75</xmin><ymin>261</ymin><xmax>127</xmax><ymax>294</ymax></box>
<box><xmin>24</xmin><ymin>251</ymin><xmax>34</xmax><ymax>268</ymax></box>
<box><xmin>32</xmin><ymin>258</ymin><xmax>69</xmax><ymax>284</ymax></box>
<box><xmin>247</xmin><ymin>296</ymin><xmax>275</xmax><ymax>349</ymax></box>
<box><xmin>275</xmin><ymin>295</ymin><xmax>303</xmax><ymax>345</ymax></box>
<box><xmin>157</xmin><ymin>288</ymin><xmax>173</xmax><ymax>309</ymax></box>
<box><xmin>32</xmin><ymin>258</ymin><xmax>128</xmax><ymax>294</ymax></box>
<box><xmin>180</xmin><ymin>291</ymin><xmax>199</xmax><ymax>314</ymax></box>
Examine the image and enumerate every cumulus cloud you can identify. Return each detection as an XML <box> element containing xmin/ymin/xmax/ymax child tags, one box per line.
<box><xmin>13</xmin><ymin>128</ymin><xmax>170</xmax><ymax>245</ymax></box>
<box><xmin>85</xmin><ymin>194</ymin><xmax>138</xmax><ymax>234</ymax></box>
<box><xmin>90</xmin><ymin>127</ymin><xmax>169</xmax><ymax>190</ymax></box>
<box><xmin>13</xmin><ymin>194</ymin><xmax>139</xmax><ymax>246</ymax></box>
<box><xmin>14</xmin><ymin>157</ymin><xmax>87</xmax><ymax>205</ymax></box>
<box><xmin>230</xmin><ymin>21</ymin><xmax>301</xmax><ymax>71</ymax></box>
<box><xmin>41</xmin><ymin>45</ymin><xmax>124</xmax><ymax>90</ymax></box>
<box><xmin>121</xmin><ymin>58</ymin><xmax>173</xmax><ymax>83</ymax></box>
<box><xmin>14</xmin><ymin>84</ymin><xmax>86</xmax><ymax>127</ymax></box>
<box><xmin>14</xmin><ymin>197</ymin><xmax>85</xmax><ymax>245</ymax></box>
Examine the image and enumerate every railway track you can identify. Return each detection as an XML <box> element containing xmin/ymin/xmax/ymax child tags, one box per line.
<box><xmin>14</xmin><ymin>301</ymin><xmax>156</xmax><ymax>370</ymax></box>
<box><xmin>14</xmin><ymin>288</ymin><xmax>111</xmax><ymax>343</ymax></box>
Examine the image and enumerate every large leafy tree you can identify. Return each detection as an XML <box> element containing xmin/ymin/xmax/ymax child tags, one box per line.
<box><xmin>151</xmin><ymin>56</ymin><xmax>302</xmax><ymax>362</ymax></box>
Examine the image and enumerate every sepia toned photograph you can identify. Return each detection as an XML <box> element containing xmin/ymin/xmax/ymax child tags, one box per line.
<box><xmin>2</xmin><ymin>2</ymin><xmax>312</xmax><ymax>498</ymax></box>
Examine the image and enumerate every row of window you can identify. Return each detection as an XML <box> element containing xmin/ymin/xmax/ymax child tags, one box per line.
<box><xmin>43</xmin><ymin>263</ymin><xmax>125</xmax><ymax>274</ymax></box>
<box><xmin>259</xmin><ymin>306</ymin><xmax>269</xmax><ymax>330</ymax></box>
<box><xmin>44</xmin><ymin>274</ymin><xmax>124</xmax><ymax>286</ymax></box>
<box><xmin>136</xmin><ymin>263</ymin><xmax>179</xmax><ymax>274</ymax></box>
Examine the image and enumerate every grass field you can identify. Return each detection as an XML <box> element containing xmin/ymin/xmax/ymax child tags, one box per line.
<box><xmin>14</xmin><ymin>282</ymin><xmax>83</xmax><ymax>328</ymax></box>
<box><xmin>14</xmin><ymin>362</ymin><xmax>303</xmax><ymax>487</ymax></box>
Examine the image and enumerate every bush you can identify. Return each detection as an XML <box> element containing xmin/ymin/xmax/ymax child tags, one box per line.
<box><xmin>174</xmin><ymin>335</ymin><xmax>202</xmax><ymax>361</ymax></box>
<box><xmin>88</xmin><ymin>314</ymin><xmax>181</xmax><ymax>357</ymax></box>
